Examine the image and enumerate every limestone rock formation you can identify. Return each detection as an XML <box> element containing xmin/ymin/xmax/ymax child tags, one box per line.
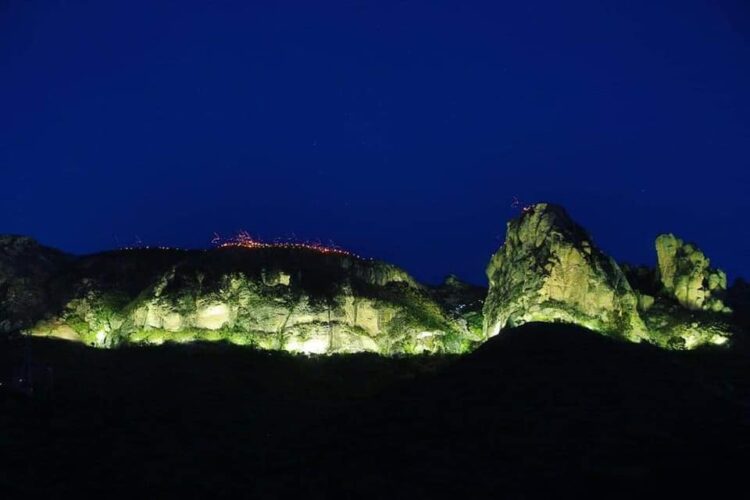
<box><xmin>483</xmin><ymin>204</ymin><xmax>647</xmax><ymax>341</ymax></box>
<box><xmin>2</xmin><ymin>238</ymin><xmax>477</xmax><ymax>354</ymax></box>
<box><xmin>622</xmin><ymin>244</ymin><xmax>735</xmax><ymax>349</ymax></box>
<box><xmin>1</xmin><ymin>215</ymin><xmax>743</xmax><ymax>354</ymax></box>
<box><xmin>655</xmin><ymin>234</ymin><xmax>731</xmax><ymax>313</ymax></box>
<box><xmin>635</xmin><ymin>301</ymin><xmax>733</xmax><ymax>349</ymax></box>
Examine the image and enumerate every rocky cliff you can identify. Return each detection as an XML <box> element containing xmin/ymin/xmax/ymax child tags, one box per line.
<box><xmin>655</xmin><ymin>234</ymin><xmax>731</xmax><ymax>312</ymax></box>
<box><xmin>1</xmin><ymin>240</ymin><xmax>481</xmax><ymax>354</ymax></box>
<box><xmin>483</xmin><ymin>204</ymin><xmax>647</xmax><ymax>342</ymax></box>
<box><xmin>1</xmin><ymin>204</ymin><xmax>745</xmax><ymax>352</ymax></box>
<box><xmin>483</xmin><ymin>204</ymin><xmax>736</xmax><ymax>349</ymax></box>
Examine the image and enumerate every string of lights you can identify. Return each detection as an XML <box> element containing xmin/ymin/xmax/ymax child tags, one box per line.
<box><xmin>118</xmin><ymin>231</ymin><xmax>368</xmax><ymax>260</ymax></box>
<box><xmin>118</xmin><ymin>245</ymin><xmax>182</xmax><ymax>251</ymax></box>
<box><xmin>213</xmin><ymin>230</ymin><xmax>369</xmax><ymax>260</ymax></box>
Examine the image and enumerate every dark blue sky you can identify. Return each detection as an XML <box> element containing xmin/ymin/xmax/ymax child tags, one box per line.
<box><xmin>2</xmin><ymin>0</ymin><xmax>748</xmax><ymax>284</ymax></box>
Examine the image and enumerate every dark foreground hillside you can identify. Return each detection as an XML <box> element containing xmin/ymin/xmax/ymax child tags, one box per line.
<box><xmin>2</xmin><ymin>323</ymin><xmax>749</xmax><ymax>498</ymax></box>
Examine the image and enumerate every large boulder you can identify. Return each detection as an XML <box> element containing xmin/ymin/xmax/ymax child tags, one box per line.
<box><xmin>655</xmin><ymin>234</ymin><xmax>731</xmax><ymax>313</ymax></box>
<box><xmin>483</xmin><ymin>203</ymin><xmax>647</xmax><ymax>341</ymax></box>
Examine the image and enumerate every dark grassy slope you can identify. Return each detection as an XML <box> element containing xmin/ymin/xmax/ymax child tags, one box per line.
<box><xmin>0</xmin><ymin>338</ymin><xmax>452</xmax><ymax>498</ymax></box>
<box><xmin>2</xmin><ymin>324</ymin><xmax>749</xmax><ymax>499</ymax></box>
<box><xmin>262</xmin><ymin>324</ymin><xmax>750</xmax><ymax>498</ymax></box>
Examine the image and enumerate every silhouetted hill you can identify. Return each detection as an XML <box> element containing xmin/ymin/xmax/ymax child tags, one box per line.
<box><xmin>4</xmin><ymin>207</ymin><xmax>747</xmax><ymax>353</ymax></box>
<box><xmin>253</xmin><ymin>323</ymin><xmax>749</xmax><ymax>497</ymax></box>
<box><xmin>2</xmin><ymin>323</ymin><xmax>747</xmax><ymax>498</ymax></box>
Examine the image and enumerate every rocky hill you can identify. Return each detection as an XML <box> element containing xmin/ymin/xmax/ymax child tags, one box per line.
<box><xmin>0</xmin><ymin>236</ymin><xmax>72</xmax><ymax>334</ymax></box>
<box><xmin>0</xmin><ymin>238</ymin><xmax>482</xmax><ymax>354</ymax></box>
<box><xmin>1</xmin><ymin>203</ymin><xmax>746</xmax><ymax>352</ymax></box>
<box><xmin>484</xmin><ymin>204</ymin><xmax>740</xmax><ymax>349</ymax></box>
<box><xmin>483</xmin><ymin>203</ymin><xmax>647</xmax><ymax>342</ymax></box>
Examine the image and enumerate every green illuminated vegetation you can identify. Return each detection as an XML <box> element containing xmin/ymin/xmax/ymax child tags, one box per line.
<box><xmin>0</xmin><ymin>204</ymin><xmax>746</xmax><ymax>353</ymax></box>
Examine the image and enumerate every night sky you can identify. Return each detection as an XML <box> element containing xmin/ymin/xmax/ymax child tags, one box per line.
<box><xmin>2</xmin><ymin>1</ymin><xmax>748</xmax><ymax>285</ymax></box>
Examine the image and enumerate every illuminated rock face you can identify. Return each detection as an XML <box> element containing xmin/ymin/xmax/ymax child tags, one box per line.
<box><xmin>622</xmin><ymin>241</ymin><xmax>734</xmax><ymax>349</ymax></box>
<box><xmin>15</xmin><ymin>245</ymin><xmax>478</xmax><ymax>354</ymax></box>
<box><xmin>483</xmin><ymin>204</ymin><xmax>648</xmax><ymax>342</ymax></box>
<box><xmin>120</xmin><ymin>261</ymin><xmax>472</xmax><ymax>353</ymax></box>
<box><xmin>194</xmin><ymin>303</ymin><xmax>232</xmax><ymax>330</ymax></box>
<box><xmin>0</xmin><ymin>214</ymin><xmax>741</xmax><ymax>353</ymax></box>
<box><xmin>483</xmin><ymin>205</ymin><xmax>735</xmax><ymax>349</ymax></box>
<box><xmin>656</xmin><ymin>234</ymin><xmax>731</xmax><ymax>313</ymax></box>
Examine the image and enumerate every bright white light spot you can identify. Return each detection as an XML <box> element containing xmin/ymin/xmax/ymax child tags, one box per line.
<box><xmin>95</xmin><ymin>330</ymin><xmax>107</xmax><ymax>345</ymax></box>
<box><xmin>195</xmin><ymin>303</ymin><xmax>230</xmax><ymax>330</ymax></box>
<box><xmin>711</xmin><ymin>335</ymin><xmax>729</xmax><ymax>345</ymax></box>
<box><xmin>286</xmin><ymin>337</ymin><xmax>329</xmax><ymax>354</ymax></box>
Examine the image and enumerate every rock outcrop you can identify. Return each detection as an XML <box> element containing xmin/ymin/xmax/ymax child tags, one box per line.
<box><xmin>483</xmin><ymin>204</ymin><xmax>647</xmax><ymax>341</ymax></box>
<box><xmin>620</xmin><ymin>239</ymin><xmax>735</xmax><ymax>349</ymax></box>
<box><xmin>3</xmin><ymin>240</ymin><xmax>478</xmax><ymax>354</ymax></box>
<box><xmin>2</xmin><ymin>206</ymin><xmax>743</xmax><ymax>354</ymax></box>
<box><xmin>655</xmin><ymin>234</ymin><xmax>731</xmax><ymax>313</ymax></box>
<box><xmin>482</xmin><ymin>206</ymin><xmax>735</xmax><ymax>349</ymax></box>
